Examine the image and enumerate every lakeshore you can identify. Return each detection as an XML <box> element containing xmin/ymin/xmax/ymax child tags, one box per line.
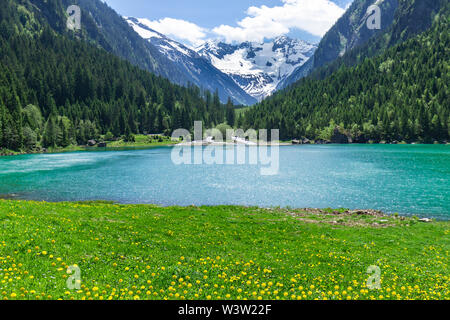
<box><xmin>1</xmin><ymin>143</ymin><xmax>448</xmax><ymax>301</ymax></box>
<box><xmin>1</xmin><ymin>137</ymin><xmax>447</xmax><ymax>157</ymax></box>
<box><xmin>0</xmin><ymin>135</ymin><xmax>179</xmax><ymax>157</ymax></box>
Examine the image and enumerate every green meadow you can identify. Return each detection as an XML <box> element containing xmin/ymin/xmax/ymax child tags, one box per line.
<box><xmin>104</xmin><ymin>135</ymin><xmax>178</xmax><ymax>148</ymax></box>
<box><xmin>0</xmin><ymin>200</ymin><xmax>448</xmax><ymax>300</ymax></box>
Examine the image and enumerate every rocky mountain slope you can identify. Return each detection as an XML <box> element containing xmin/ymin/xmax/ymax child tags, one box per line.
<box><xmin>279</xmin><ymin>0</ymin><xmax>399</xmax><ymax>88</ymax></box>
<box><xmin>47</xmin><ymin>0</ymin><xmax>191</xmax><ymax>86</ymax></box>
<box><xmin>280</xmin><ymin>0</ymin><xmax>445</xmax><ymax>88</ymax></box>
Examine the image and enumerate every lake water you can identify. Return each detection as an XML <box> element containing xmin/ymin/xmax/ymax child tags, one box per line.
<box><xmin>0</xmin><ymin>145</ymin><xmax>449</xmax><ymax>219</ymax></box>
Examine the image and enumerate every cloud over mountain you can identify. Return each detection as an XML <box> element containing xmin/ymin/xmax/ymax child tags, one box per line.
<box><xmin>213</xmin><ymin>0</ymin><xmax>345</xmax><ymax>43</ymax></box>
<box><xmin>139</xmin><ymin>0</ymin><xmax>346</xmax><ymax>46</ymax></box>
<box><xmin>137</xmin><ymin>17</ymin><xmax>207</xmax><ymax>47</ymax></box>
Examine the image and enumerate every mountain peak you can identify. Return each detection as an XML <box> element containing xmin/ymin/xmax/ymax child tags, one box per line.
<box><xmin>196</xmin><ymin>37</ymin><xmax>317</xmax><ymax>101</ymax></box>
<box><xmin>273</xmin><ymin>35</ymin><xmax>290</xmax><ymax>43</ymax></box>
<box><xmin>126</xmin><ymin>17</ymin><xmax>165</xmax><ymax>40</ymax></box>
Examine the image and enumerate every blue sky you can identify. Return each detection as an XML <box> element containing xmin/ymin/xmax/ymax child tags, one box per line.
<box><xmin>103</xmin><ymin>0</ymin><xmax>354</xmax><ymax>45</ymax></box>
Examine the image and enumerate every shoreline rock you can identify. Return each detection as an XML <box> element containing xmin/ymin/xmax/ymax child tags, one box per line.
<box><xmin>331</xmin><ymin>128</ymin><xmax>352</xmax><ymax>144</ymax></box>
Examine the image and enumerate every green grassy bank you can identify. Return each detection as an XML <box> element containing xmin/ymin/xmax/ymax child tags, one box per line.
<box><xmin>0</xmin><ymin>200</ymin><xmax>448</xmax><ymax>300</ymax></box>
<box><xmin>1</xmin><ymin>135</ymin><xmax>178</xmax><ymax>156</ymax></box>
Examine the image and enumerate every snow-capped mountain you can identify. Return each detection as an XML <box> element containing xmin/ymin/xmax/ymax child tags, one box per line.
<box><xmin>196</xmin><ymin>37</ymin><xmax>317</xmax><ymax>101</ymax></box>
<box><xmin>126</xmin><ymin>17</ymin><xmax>257</xmax><ymax>106</ymax></box>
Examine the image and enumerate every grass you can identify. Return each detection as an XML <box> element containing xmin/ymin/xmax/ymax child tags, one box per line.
<box><xmin>105</xmin><ymin>135</ymin><xmax>178</xmax><ymax>148</ymax></box>
<box><xmin>0</xmin><ymin>200</ymin><xmax>448</xmax><ymax>301</ymax></box>
<box><xmin>0</xmin><ymin>149</ymin><xmax>22</xmax><ymax>156</ymax></box>
<box><xmin>21</xmin><ymin>136</ymin><xmax>178</xmax><ymax>155</ymax></box>
<box><xmin>46</xmin><ymin>145</ymin><xmax>86</xmax><ymax>154</ymax></box>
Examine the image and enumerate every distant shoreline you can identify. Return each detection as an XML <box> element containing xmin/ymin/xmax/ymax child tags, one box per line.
<box><xmin>0</xmin><ymin>198</ymin><xmax>446</xmax><ymax>221</ymax></box>
<box><xmin>1</xmin><ymin>140</ymin><xmax>448</xmax><ymax>157</ymax></box>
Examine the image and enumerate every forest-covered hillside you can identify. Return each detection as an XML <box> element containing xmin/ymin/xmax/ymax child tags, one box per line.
<box><xmin>312</xmin><ymin>0</ymin><xmax>446</xmax><ymax>80</ymax></box>
<box><xmin>28</xmin><ymin>0</ymin><xmax>198</xmax><ymax>89</ymax></box>
<box><xmin>280</xmin><ymin>0</ymin><xmax>445</xmax><ymax>88</ymax></box>
<box><xmin>242</xmin><ymin>5</ymin><xmax>449</xmax><ymax>143</ymax></box>
<box><xmin>0</xmin><ymin>0</ymin><xmax>233</xmax><ymax>152</ymax></box>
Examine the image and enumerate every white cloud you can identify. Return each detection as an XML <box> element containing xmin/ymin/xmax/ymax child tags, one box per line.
<box><xmin>138</xmin><ymin>17</ymin><xmax>207</xmax><ymax>47</ymax></box>
<box><xmin>136</xmin><ymin>0</ymin><xmax>346</xmax><ymax>46</ymax></box>
<box><xmin>213</xmin><ymin>0</ymin><xmax>345</xmax><ymax>43</ymax></box>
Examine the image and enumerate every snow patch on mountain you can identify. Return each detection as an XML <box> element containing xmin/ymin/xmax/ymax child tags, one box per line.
<box><xmin>196</xmin><ymin>37</ymin><xmax>317</xmax><ymax>101</ymax></box>
<box><xmin>127</xmin><ymin>18</ymin><xmax>162</xmax><ymax>40</ymax></box>
<box><xmin>127</xmin><ymin>17</ymin><xmax>193</xmax><ymax>60</ymax></box>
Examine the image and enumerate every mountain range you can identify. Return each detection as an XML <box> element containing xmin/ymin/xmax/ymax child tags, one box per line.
<box><xmin>28</xmin><ymin>0</ymin><xmax>254</xmax><ymax>105</ymax></box>
<box><xmin>125</xmin><ymin>17</ymin><xmax>257</xmax><ymax>106</ymax></box>
<box><xmin>126</xmin><ymin>17</ymin><xmax>317</xmax><ymax>103</ymax></box>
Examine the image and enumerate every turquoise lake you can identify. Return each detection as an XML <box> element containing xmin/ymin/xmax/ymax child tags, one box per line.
<box><xmin>0</xmin><ymin>144</ymin><xmax>449</xmax><ymax>219</ymax></box>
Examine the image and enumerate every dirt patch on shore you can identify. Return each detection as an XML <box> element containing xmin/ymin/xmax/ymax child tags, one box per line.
<box><xmin>284</xmin><ymin>208</ymin><xmax>403</xmax><ymax>228</ymax></box>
